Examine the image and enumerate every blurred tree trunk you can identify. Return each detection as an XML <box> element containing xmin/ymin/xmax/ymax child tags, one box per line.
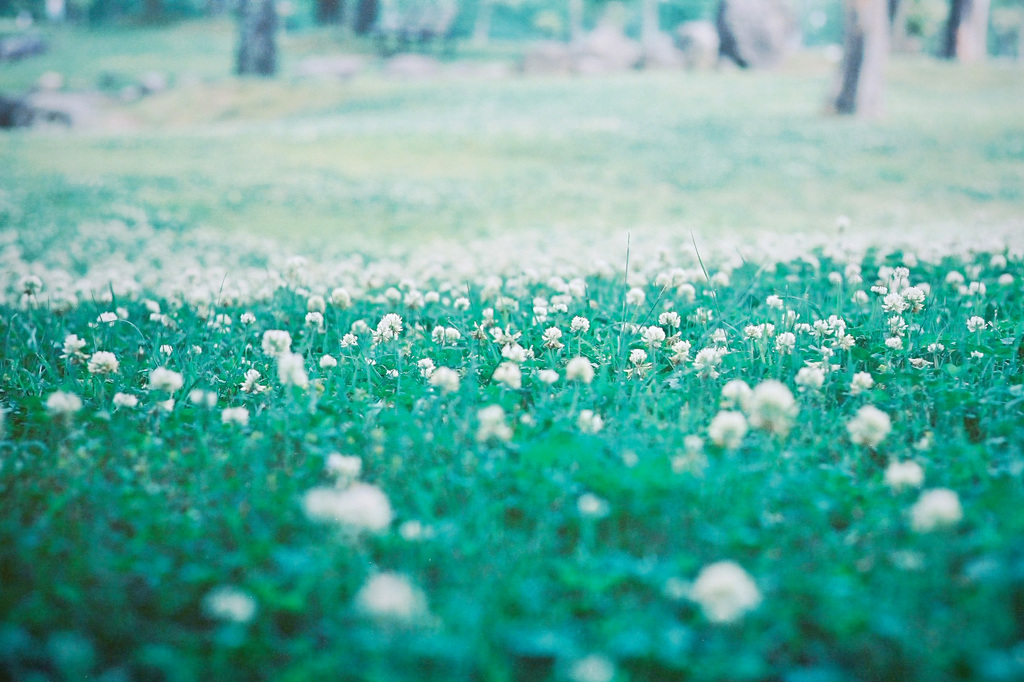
<box><xmin>316</xmin><ymin>0</ymin><xmax>341</xmax><ymax>24</ymax></box>
<box><xmin>473</xmin><ymin>0</ymin><xmax>493</xmax><ymax>46</ymax></box>
<box><xmin>888</xmin><ymin>0</ymin><xmax>913</xmax><ymax>52</ymax></box>
<box><xmin>354</xmin><ymin>0</ymin><xmax>378</xmax><ymax>34</ymax></box>
<box><xmin>641</xmin><ymin>0</ymin><xmax>659</xmax><ymax>47</ymax></box>
<box><xmin>832</xmin><ymin>0</ymin><xmax>888</xmax><ymax>117</ymax></box>
<box><xmin>237</xmin><ymin>0</ymin><xmax>278</xmax><ymax>76</ymax></box>
<box><xmin>568</xmin><ymin>0</ymin><xmax>583</xmax><ymax>41</ymax></box>
<box><xmin>942</xmin><ymin>0</ymin><xmax>990</xmax><ymax>61</ymax></box>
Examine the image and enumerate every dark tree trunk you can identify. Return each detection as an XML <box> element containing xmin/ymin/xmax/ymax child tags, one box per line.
<box><xmin>354</xmin><ymin>0</ymin><xmax>378</xmax><ymax>34</ymax></box>
<box><xmin>832</xmin><ymin>0</ymin><xmax>887</xmax><ymax>117</ymax></box>
<box><xmin>316</xmin><ymin>0</ymin><xmax>341</xmax><ymax>24</ymax></box>
<box><xmin>942</xmin><ymin>0</ymin><xmax>989</xmax><ymax>60</ymax></box>
<box><xmin>237</xmin><ymin>0</ymin><xmax>278</xmax><ymax>76</ymax></box>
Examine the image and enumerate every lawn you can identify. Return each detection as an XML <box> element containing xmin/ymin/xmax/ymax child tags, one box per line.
<box><xmin>1</xmin><ymin>21</ymin><xmax>1023</xmax><ymax>250</ymax></box>
<box><xmin>1</xmin><ymin>19</ymin><xmax>1024</xmax><ymax>682</ymax></box>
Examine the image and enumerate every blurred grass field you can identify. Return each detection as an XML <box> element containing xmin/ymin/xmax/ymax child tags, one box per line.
<box><xmin>1</xmin><ymin>20</ymin><xmax>1022</xmax><ymax>253</ymax></box>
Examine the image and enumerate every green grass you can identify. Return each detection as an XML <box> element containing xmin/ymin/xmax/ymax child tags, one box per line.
<box><xmin>1</xmin><ymin>21</ymin><xmax>1022</xmax><ymax>251</ymax></box>
<box><xmin>1</xmin><ymin>23</ymin><xmax>1024</xmax><ymax>679</ymax></box>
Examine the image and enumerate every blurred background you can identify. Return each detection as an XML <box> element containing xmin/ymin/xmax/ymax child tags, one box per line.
<box><xmin>1</xmin><ymin>0</ymin><xmax>1022</xmax><ymax>255</ymax></box>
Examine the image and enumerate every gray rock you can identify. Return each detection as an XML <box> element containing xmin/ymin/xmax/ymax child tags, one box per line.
<box><xmin>641</xmin><ymin>31</ymin><xmax>685</xmax><ymax>69</ymax></box>
<box><xmin>296</xmin><ymin>55</ymin><xmax>365</xmax><ymax>79</ymax></box>
<box><xmin>674</xmin><ymin>20</ymin><xmax>720</xmax><ymax>69</ymax></box>
<box><xmin>385</xmin><ymin>54</ymin><xmax>441</xmax><ymax>78</ymax></box>
<box><xmin>521</xmin><ymin>41</ymin><xmax>574</xmax><ymax>75</ymax></box>
<box><xmin>0</xmin><ymin>34</ymin><xmax>47</xmax><ymax>61</ymax></box>
<box><xmin>573</xmin><ymin>24</ymin><xmax>642</xmax><ymax>72</ymax></box>
<box><xmin>716</xmin><ymin>0</ymin><xmax>798</xmax><ymax>68</ymax></box>
<box><xmin>139</xmin><ymin>71</ymin><xmax>168</xmax><ymax>94</ymax></box>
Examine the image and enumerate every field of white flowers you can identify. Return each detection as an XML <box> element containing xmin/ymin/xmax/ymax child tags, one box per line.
<box><xmin>2</xmin><ymin>215</ymin><xmax>1023</xmax><ymax>681</ymax></box>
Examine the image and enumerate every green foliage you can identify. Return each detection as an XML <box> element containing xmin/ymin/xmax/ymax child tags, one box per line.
<box><xmin>1</xmin><ymin>216</ymin><xmax>1023</xmax><ymax>680</ymax></box>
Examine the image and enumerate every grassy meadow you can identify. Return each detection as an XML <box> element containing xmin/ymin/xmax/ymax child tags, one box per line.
<box><xmin>2</xmin><ymin>19</ymin><xmax>1024</xmax><ymax>682</ymax></box>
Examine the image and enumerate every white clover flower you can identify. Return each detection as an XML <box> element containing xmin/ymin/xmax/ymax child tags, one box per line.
<box><xmin>160</xmin><ymin>344</ymin><xmax>173</xmax><ymax>355</ymax></box>
<box><xmin>625</xmin><ymin>287</ymin><xmax>646</xmax><ymax>306</ymax></box>
<box><xmin>239</xmin><ymin>368</ymin><xmax>267</xmax><ymax>394</ymax></box>
<box><xmin>354</xmin><ymin>572</ymin><xmax>428</xmax><ymax>623</ymax></box>
<box><xmin>882</xmin><ymin>292</ymin><xmax>909</xmax><ymax>313</ymax></box>
<box><xmin>902</xmin><ymin>286</ymin><xmax>926</xmax><ymax>312</ymax></box>
<box><xmin>885</xmin><ymin>336</ymin><xmax>903</xmax><ymax>350</ymax></box>
<box><xmin>998</xmin><ymin>273</ymin><xmax>1014</xmax><ymax>286</ymax></box>
<box><xmin>566</xmin><ymin>357</ymin><xmax>595</xmax><ymax>384</ymax></box>
<box><xmin>203</xmin><ymin>586</ymin><xmax>258</xmax><ymax>624</ymax></box>
<box><xmin>277</xmin><ymin>352</ymin><xmax>309</xmax><ymax>388</ymax></box>
<box><xmin>659</xmin><ymin>311</ymin><xmax>681</xmax><ymax>327</ymax></box>
<box><xmin>678</xmin><ymin>283</ymin><xmax>697</xmax><ymax>302</ymax></box>
<box><xmin>693</xmin><ymin>347</ymin><xmax>725</xmax><ymax>379</ymax></box>
<box><xmin>577</xmin><ymin>493</ymin><xmax>610</xmax><ymax>519</ymax></box>
<box><xmin>720</xmin><ymin>379</ymin><xmax>751</xmax><ymax>410</ymax></box>
<box><xmin>577</xmin><ymin>409</ymin><xmax>605</xmax><ymax>434</ymax></box>
<box><xmin>710</xmin><ymin>271</ymin><xmax>730</xmax><ymax>288</ymax></box>
<box><xmin>305</xmin><ymin>311</ymin><xmax>324</xmax><ymax>330</ymax></box>
<box><xmin>537</xmin><ymin>369</ymin><xmax>559</xmax><ymax>385</ymax></box>
<box><xmin>966</xmin><ymin>316</ymin><xmax>987</xmax><ymax>332</ymax></box>
<box><xmin>794</xmin><ymin>366</ymin><xmax>825</xmax><ymax>392</ymax></box>
<box><xmin>828</xmin><ymin>272</ymin><xmax>843</xmax><ymax>286</ymax></box>
<box><xmin>765</xmin><ymin>294</ymin><xmax>784</xmax><ymax>309</ymax></box>
<box><xmin>87</xmin><ymin>351</ymin><xmax>119</xmax><ymax>375</ymax></box>
<box><xmin>477</xmin><ymin>405</ymin><xmax>512</xmax><ymax>443</ymax></box>
<box><xmin>61</xmin><ymin>334</ymin><xmax>86</xmax><ymax>359</ymax></box>
<box><xmin>373</xmin><ymin>313</ymin><xmax>404</xmax><ymax>343</ymax></box>
<box><xmin>261</xmin><ymin>329</ymin><xmax>292</xmax><ymax>357</ymax></box>
<box><xmin>428</xmin><ymin>367</ymin><xmax>460</xmax><ymax>395</ymax></box>
<box><xmin>492</xmin><ymin>362</ymin><xmax>523</xmax><ymax>390</ymax></box>
<box><xmin>690</xmin><ymin>561</ymin><xmax>761</xmax><ymax>624</ymax></box>
<box><xmin>112</xmin><ymin>392</ymin><xmax>138</xmax><ymax>408</ymax></box>
<box><xmin>708</xmin><ymin>411</ymin><xmax>748</xmax><ymax>450</ymax></box>
<box><xmin>221</xmin><ymin>406</ymin><xmax>250</xmax><ymax>426</ymax></box>
<box><xmin>669</xmin><ymin>339</ymin><xmax>692</xmax><ymax>365</ymax></box>
<box><xmin>188</xmin><ymin>389</ymin><xmax>218</xmax><ymax>408</ymax></box>
<box><xmin>852</xmin><ymin>290</ymin><xmax>869</xmax><ymax>304</ymax></box>
<box><xmin>501</xmin><ymin>343</ymin><xmax>528</xmax><ymax>363</ymax></box>
<box><xmin>849</xmin><ymin>372</ymin><xmax>874</xmax><ymax>395</ymax></box>
<box><xmin>774</xmin><ymin>332</ymin><xmax>796</xmax><ymax>354</ymax></box>
<box><xmin>640</xmin><ymin>326</ymin><xmax>666</xmax><ymax>347</ymax></box>
<box><xmin>340</xmin><ymin>333</ymin><xmax>358</xmax><ymax>348</ymax></box>
<box><xmin>325</xmin><ymin>453</ymin><xmax>362</xmax><ymax>483</ymax></box>
<box><xmin>157</xmin><ymin>398</ymin><xmax>175</xmax><ymax>412</ymax></box>
<box><xmin>453</xmin><ymin>296</ymin><xmax>470</xmax><ymax>310</ymax></box>
<box><xmin>97</xmin><ymin>311</ymin><xmax>118</xmax><ymax>324</ymax></box>
<box><xmin>884</xmin><ymin>460</ymin><xmax>924</xmax><ymax>491</ymax></box>
<box><xmin>568</xmin><ymin>654</ymin><xmax>616</xmax><ymax>682</ymax></box>
<box><xmin>745</xmin><ymin>380</ymin><xmax>797</xmax><ymax>436</ymax></box>
<box><xmin>319</xmin><ymin>354</ymin><xmax>338</xmax><ymax>369</ymax></box>
<box><xmin>240</xmin><ymin>312</ymin><xmax>256</xmax><ymax>324</ymax></box>
<box><xmin>306</xmin><ymin>294</ymin><xmax>326</xmax><ymax>313</ymax></box>
<box><xmin>910</xmin><ymin>488</ymin><xmax>963</xmax><ymax>532</ymax></box>
<box><xmin>417</xmin><ymin>358</ymin><xmax>436</xmax><ymax>378</ymax></box>
<box><xmin>149</xmin><ymin>367</ymin><xmax>183</xmax><ymax>393</ymax></box>
<box><xmin>542</xmin><ymin>327</ymin><xmax>564</xmax><ymax>350</ymax></box>
<box><xmin>303</xmin><ymin>482</ymin><xmax>393</xmax><ymax>533</ymax></box>
<box><xmin>629</xmin><ymin>348</ymin><xmax>649</xmax><ymax>365</ymax></box>
<box><xmin>330</xmin><ymin>287</ymin><xmax>352</xmax><ymax>308</ymax></box>
<box><xmin>46</xmin><ymin>390</ymin><xmax>83</xmax><ymax>417</ymax></box>
<box><xmin>847</xmin><ymin>405</ymin><xmax>891</xmax><ymax>448</ymax></box>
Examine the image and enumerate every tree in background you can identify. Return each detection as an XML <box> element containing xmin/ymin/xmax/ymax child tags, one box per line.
<box><xmin>237</xmin><ymin>0</ymin><xmax>277</xmax><ymax>75</ymax></box>
<box><xmin>942</xmin><ymin>0</ymin><xmax>990</xmax><ymax>60</ymax></box>
<box><xmin>831</xmin><ymin>0</ymin><xmax>888</xmax><ymax>116</ymax></box>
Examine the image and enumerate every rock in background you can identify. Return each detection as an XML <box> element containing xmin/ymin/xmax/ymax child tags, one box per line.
<box><xmin>716</xmin><ymin>0</ymin><xmax>798</xmax><ymax>68</ymax></box>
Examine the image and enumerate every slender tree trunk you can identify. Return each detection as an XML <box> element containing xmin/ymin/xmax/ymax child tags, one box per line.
<box><xmin>889</xmin><ymin>0</ymin><xmax>913</xmax><ymax>52</ymax></box>
<box><xmin>237</xmin><ymin>0</ymin><xmax>278</xmax><ymax>76</ymax></box>
<box><xmin>641</xmin><ymin>0</ymin><xmax>659</xmax><ymax>47</ymax></box>
<box><xmin>942</xmin><ymin>0</ymin><xmax>989</xmax><ymax>61</ymax></box>
<box><xmin>568</xmin><ymin>0</ymin><xmax>583</xmax><ymax>42</ymax></box>
<box><xmin>832</xmin><ymin>0</ymin><xmax>888</xmax><ymax>117</ymax></box>
<box><xmin>473</xmin><ymin>0</ymin><xmax>493</xmax><ymax>46</ymax></box>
